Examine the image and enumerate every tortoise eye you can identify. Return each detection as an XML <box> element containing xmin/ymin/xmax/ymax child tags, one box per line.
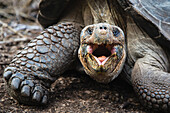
<box><xmin>87</xmin><ymin>27</ymin><xmax>93</xmax><ymax>35</ymax></box>
<box><xmin>113</xmin><ymin>28</ymin><xmax>120</xmax><ymax>37</ymax></box>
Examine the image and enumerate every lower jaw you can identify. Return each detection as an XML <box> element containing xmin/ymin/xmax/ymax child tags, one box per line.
<box><xmin>85</xmin><ymin>55</ymin><xmax>125</xmax><ymax>83</ymax></box>
<box><xmin>86</xmin><ymin>54</ymin><xmax>118</xmax><ymax>68</ymax></box>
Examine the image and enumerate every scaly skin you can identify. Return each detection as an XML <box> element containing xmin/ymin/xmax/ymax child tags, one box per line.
<box><xmin>125</xmin><ymin>17</ymin><xmax>170</xmax><ymax>112</ymax></box>
<box><xmin>3</xmin><ymin>22</ymin><xmax>82</xmax><ymax>105</ymax></box>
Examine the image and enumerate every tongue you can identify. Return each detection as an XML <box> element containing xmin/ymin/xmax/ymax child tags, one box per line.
<box><xmin>98</xmin><ymin>56</ymin><xmax>107</xmax><ymax>63</ymax></box>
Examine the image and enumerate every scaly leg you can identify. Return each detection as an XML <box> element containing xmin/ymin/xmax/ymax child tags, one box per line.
<box><xmin>3</xmin><ymin>22</ymin><xmax>82</xmax><ymax>105</ymax></box>
<box><xmin>126</xmin><ymin>16</ymin><xmax>170</xmax><ymax>112</ymax></box>
<box><xmin>132</xmin><ymin>54</ymin><xmax>170</xmax><ymax>112</ymax></box>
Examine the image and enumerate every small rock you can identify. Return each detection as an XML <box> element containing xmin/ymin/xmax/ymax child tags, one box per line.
<box><xmin>62</xmin><ymin>104</ymin><xmax>66</xmax><ymax>107</ymax></box>
<box><xmin>85</xmin><ymin>90</ymin><xmax>91</xmax><ymax>94</ymax></box>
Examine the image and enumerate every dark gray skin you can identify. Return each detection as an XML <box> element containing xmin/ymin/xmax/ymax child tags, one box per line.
<box><xmin>3</xmin><ymin>0</ymin><xmax>170</xmax><ymax>112</ymax></box>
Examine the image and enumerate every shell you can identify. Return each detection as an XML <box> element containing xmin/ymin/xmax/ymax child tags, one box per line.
<box><xmin>128</xmin><ymin>0</ymin><xmax>170</xmax><ymax>44</ymax></box>
<box><xmin>38</xmin><ymin>0</ymin><xmax>70</xmax><ymax>28</ymax></box>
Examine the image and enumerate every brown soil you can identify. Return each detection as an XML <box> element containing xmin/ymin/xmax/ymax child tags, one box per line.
<box><xmin>0</xmin><ymin>0</ymin><xmax>150</xmax><ymax>112</ymax></box>
<box><xmin>0</xmin><ymin>71</ymin><xmax>150</xmax><ymax>113</ymax></box>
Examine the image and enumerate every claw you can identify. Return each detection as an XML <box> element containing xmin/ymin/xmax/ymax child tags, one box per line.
<box><xmin>21</xmin><ymin>80</ymin><xmax>34</xmax><ymax>88</ymax></box>
<box><xmin>42</xmin><ymin>95</ymin><xmax>48</xmax><ymax>104</ymax></box>
<box><xmin>3</xmin><ymin>71</ymin><xmax>12</xmax><ymax>81</ymax></box>
<box><xmin>12</xmin><ymin>73</ymin><xmax>25</xmax><ymax>80</ymax></box>
<box><xmin>33</xmin><ymin>86</ymin><xmax>43</xmax><ymax>94</ymax></box>
<box><xmin>33</xmin><ymin>91</ymin><xmax>41</xmax><ymax>102</ymax></box>
<box><xmin>21</xmin><ymin>85</ymin><xmax>30</xmax><ymax>97</ymax></box>
<box><xmin>11</xmin><ymin>78</ymin><xmax>21</xmax><ymax>90</ymax></box>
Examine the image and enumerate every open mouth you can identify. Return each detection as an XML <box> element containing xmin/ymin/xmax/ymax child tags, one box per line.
<box><xmin>87</xmin><ymin>44</ymin><xmax>120</xmax><ymax>65</ymax></box>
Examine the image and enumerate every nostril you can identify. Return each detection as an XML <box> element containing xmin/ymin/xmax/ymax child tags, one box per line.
<box><xmin>99</xmin><ymin>26</ymin><xmax>107</xmax><ymax>30</ymax></box>
<box><xmin>104</xmin><ymin>27</ymin><xmax>107</xmax><ymax>30</ymax></box>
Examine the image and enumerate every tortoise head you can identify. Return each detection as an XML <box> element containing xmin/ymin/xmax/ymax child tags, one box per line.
<box><xmin>78</xmin><ymin>23</ymin><xmax>126</xmax><ymax>83</ymax></box>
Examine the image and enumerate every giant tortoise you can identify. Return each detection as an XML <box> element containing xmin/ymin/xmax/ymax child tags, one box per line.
<box><xmin>3</xmin><ymin>0</ymin><xmax>170</xmax><ymax>112</ymax></box>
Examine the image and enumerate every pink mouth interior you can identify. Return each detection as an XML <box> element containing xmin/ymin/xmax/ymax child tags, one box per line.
<box><xmin>87</xmin><ymin>45</ymin><xmax>116</xmax><ymax>65</ymax></box>
<box><xmin>97</xmin><ymin>56</ymin><xmax>107</xmax><ymax>63</ymax></box>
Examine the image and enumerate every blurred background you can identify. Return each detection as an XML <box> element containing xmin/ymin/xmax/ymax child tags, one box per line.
<box><xmin>0</xmin><ymin>0</ymin><xmax>41</xmax><ymax>74</ymax></box>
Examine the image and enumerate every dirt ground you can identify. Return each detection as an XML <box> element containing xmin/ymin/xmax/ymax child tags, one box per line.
<box><xmin>0</xmin><ymin>71</ymin><xmax>150</xmax><ymax>113</ymax></box>
<box><xmin>0</xmin><ymin>0</ymin><xmax>151</xmax><ymax>112</ymax></box>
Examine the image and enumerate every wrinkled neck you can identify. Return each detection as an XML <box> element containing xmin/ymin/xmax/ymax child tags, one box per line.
<box><xmin>87</xmin><ymin>0</ymin><xmax>115</xmax><ymax>25</ymax></box>
<box><xmin>84</xmin><ymin>0</ymin><xmax>126</xmax><ymax>31</ymax></box>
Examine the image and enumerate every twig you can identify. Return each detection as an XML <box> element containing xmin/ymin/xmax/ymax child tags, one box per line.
<box><xmin>23</xmin><ymin>0</ymin><xmax>34</xmax><ymax>11</ymax></box>
<box><xmin>19</xmin><ymin>12</ymin><xmax>36</xmax><ymax>21</ymax></box>
<box><xmin>0</xmin><ymin>37</ymin><xmax>31</xmax><ymax>45</ymax></box>
<box><xmin>12</xmin><ymin>0</ymin><xmax>21</xmax><ymax>21</ymax></box>
<box><xmin>0</xmin><ymin>62</ymin><xmax>10</xmax><ymax>65</ymax></box>
<box><xmin>0</xmin><ymin>8</ymin><xmax>35</xmax><ymax>21</ymax></box>
<box><xmin>0</xmin><ymin>20</ymin><xmax>25</xmax><ymax>37</ymax></box>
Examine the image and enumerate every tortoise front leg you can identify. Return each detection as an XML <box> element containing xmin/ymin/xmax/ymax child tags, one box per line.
<box><xmin>132</xmin><ymin>54</ymin><xmax>170</xmax><ymax>112</ymax></box>
<box><xmin>3</xmin><ymin>22</ymin><xmax>82</xmax><ymax>105</ymax></box>
<box><xmin>126</xmin><ymin>16</ymin><xmax>170</xmax><ymax>112</ymax></box>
